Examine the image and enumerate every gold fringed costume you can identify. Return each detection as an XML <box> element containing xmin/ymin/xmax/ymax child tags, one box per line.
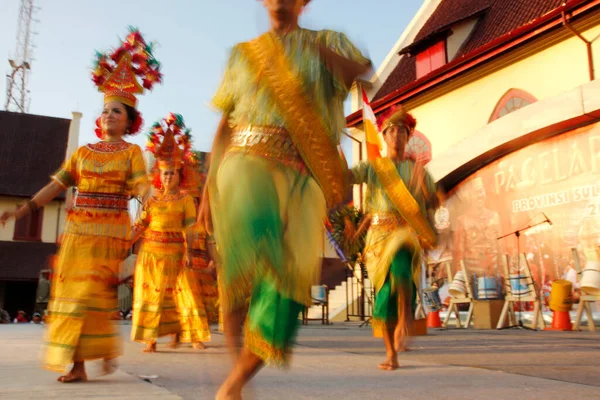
<box><xmin>351</xmin><ymin>158</ymin><xmax>437</xmax><ymax>337</ymax></box>
<box><xmin>211</xmin><ymin>29</ymin><xmax>369</xmax><ymax>366</ymax></box>
<box><xmin>131</xmin><ymin>193</ymin><xmax>196</xmax><ymax>343</ymax></box>
<box><xmin>175</xmin><ymin>226</ymin><xmax>217</xmax><ymax>343</ymax></box>
<box><xmin>45</xmin><ymin>142</ymin><xmax>148</xmax><ymax>372</ymax></box>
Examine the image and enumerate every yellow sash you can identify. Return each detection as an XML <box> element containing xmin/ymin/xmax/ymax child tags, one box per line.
<box><xmin>371</xmin><ymin>157</ymin><xmax>437</xmax><ymax>248</ymax></box>
<box><xmin>239</xmin><ymin>33</ymin><xmax>346</xmax><ymax>208</ymax></box>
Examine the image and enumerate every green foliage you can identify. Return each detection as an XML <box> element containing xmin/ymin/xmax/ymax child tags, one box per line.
<box><xmin>327</xmin><ymin>205</ymin><xmax>367</xmax><ymax>263</ymax></box>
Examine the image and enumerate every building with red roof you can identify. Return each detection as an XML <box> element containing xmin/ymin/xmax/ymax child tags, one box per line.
<box><xmin>0</xmin><ymin>111</ymin><xmax>81</xmax><ymax>318</ymax></box>
<box><xmin>347</xmin><ymin>0</ymin><xmax>600</xmax><ymax>284</ymax></box>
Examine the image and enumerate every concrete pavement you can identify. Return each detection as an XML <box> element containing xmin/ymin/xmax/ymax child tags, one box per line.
<box><xmin>0</xmin><ymin>324</ymin><xmax>179</xmax><ymax>399</ymax></box>
<box><xmin>1</xmin><ymin>322</ymin><xmax>599</xmax><ymax>399</ymax></box>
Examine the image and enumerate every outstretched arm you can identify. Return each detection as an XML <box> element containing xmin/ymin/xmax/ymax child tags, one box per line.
<box><xmin>0</xmin><ymin>181</ymin><xmax>64</xmax><ymax>226</ymax></box>
<box><xmin>318</xmin><ymin>45</ymin><xmax>372</xmax><ymax>89</ymax></box>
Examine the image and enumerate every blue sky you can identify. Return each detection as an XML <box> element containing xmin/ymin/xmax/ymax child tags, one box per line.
<box><xmin>0</xmin><ymin>0</ymin><xmax>422</xmax><ymax>156</ymax></box>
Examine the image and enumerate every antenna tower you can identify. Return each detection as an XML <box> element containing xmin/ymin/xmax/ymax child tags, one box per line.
<box><xmin>5</xmin><ymin>0</ymin><xmax>39</xmax><ymax>113</ymax></box>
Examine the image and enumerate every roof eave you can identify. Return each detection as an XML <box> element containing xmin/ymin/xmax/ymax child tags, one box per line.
<box><xmin>399</xmin><ymin>8</ymin><xmax>490</xmax><ymax>56</ymax></box>
<box><xmin>347</xmin><ymin>0</ymin><xmax>598</xmax><ymax>128</ymax></box>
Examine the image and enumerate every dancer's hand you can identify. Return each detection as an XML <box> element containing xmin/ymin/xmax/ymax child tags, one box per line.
<box><xmin>183</xmin><ymin>253</ymin><xmax>192</xmax><ymax>269</ymax></box>
<box><xmin>206</xmin><ymin>260</ymin><xmax>216</xmax><ymax>274</ymax></box>
<box><xmin>317</xmin><ymin>45</ymin><xmax>372</xmax><ymax>89</ymax></box>
<box><xmin>0</xmin><ymin>211</ymin><xmax>15</xmax><ymax>227</ymax></box>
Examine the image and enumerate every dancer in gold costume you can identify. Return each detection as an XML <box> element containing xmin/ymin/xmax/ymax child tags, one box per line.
<box><xmin>130</xmin><ymin>113</ymin><xmax>199</xmax><ymax>352</ymax></box>
<box><xmin>200</xmin><ymin>1</ymin><xmax>371</xmax><ymax>397</ymax></box>
<box><xmin>176</xmin><ymin>157</ymin><xmax>218</xmax><ymax>349</ymax></box>
<box><xmin>0</xmin><ymin>28</ymin><xmax>160</xmax><ymax>381</ymax></box>
<box><xmin>351</xmin><ymin>106</ymin><xmax>439</xmax><ymax>371</ymax></box>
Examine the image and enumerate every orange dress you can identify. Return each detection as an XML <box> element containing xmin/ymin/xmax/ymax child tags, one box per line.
<box><xmin>175</xmin><ymin>225</ymin><xmax>218</xmax><ymax>343</ymax></box>
<box><xmin>130</xmin><ymin>192</ymin><xmax>196</xmax><ymax>342</ymax></box>
<box><xmin>46</xmin><ymin>141</ymin><xmax>147</xmax><ymax>372</ymax></box>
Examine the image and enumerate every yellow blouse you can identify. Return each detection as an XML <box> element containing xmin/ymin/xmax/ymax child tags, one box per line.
<box><xmin>137</xmin><ymin>192</ymin><xmax>197</xmax><ymax>234</ymax></box>
<box><xmin>52</xmin><ymin>141</ymin><xmax>147</xmax><ymax>196</ymax></box>
<box><xmin>51</xmin><ymin>141</ymin><xmax>148</xmax><ymax>240</ymax></box>
<box><xmin>212</xmin><ymin>29</ymin><xmax>369</xmax><ymax>145</ymax></box>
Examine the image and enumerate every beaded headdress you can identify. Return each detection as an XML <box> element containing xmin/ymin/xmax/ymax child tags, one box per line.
<box><xmin>146</xmin><ymin>113</ymin><xmax>201</xmax><ymax>190</ymax></box>
<box><xmin>92</xmin><ymin>27</ymin><xmax>162</xmax><ymax>108</ymax></box>
<box><xmin>181</xmin><ymin>152</ymin><xmax>209</xmax><ymax>199</ymax></box>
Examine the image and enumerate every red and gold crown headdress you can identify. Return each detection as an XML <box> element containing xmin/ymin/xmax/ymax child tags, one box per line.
<box><xmin>180</xmin><ymin>152</ymin><xmax>208</xmax><ymax>199</ymax></box>
<box><xmin>376</xmin><ymin>105</ymin><xmax>417</xmax><ymax>135</ymax></box>
<box><xmin>146</xmin><ymin>113</ymin><xmax>201</xmax><ymax>190</ymax></box>
<box><xmin>92</xmin><ymin>27</ymin><xmax>162</xmax><ymax>108</ymax></box>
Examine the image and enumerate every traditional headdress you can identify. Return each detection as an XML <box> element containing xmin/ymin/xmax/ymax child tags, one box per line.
<box><xmin>146</xmin><ymin>113</ymin><xmax>201</xmax><ymax>190</ymax></box>
<box><xmin>376</xmin><ymin>104</ymin><xmax>417</xmax><ymax>135</ymax></box>
<box><xmin>92</xmin><ymin>27</ymin><xmax>162</xmax><ymax>108</ymax></box>
<box><xmin>180</xmin><ymin>152</ymin><xmax>208</xmax><ymax>199</ymax></box>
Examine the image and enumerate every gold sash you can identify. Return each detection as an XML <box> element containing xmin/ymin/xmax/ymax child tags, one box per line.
<box><xmin>239</xmin><ymin>33</ymin><xmax>346</xmax><ymax>208</ymax></box>
<box><xmin>371</xmin><ymin>157</ymin><xmax>437</xmax><ymax>248</ymax></box>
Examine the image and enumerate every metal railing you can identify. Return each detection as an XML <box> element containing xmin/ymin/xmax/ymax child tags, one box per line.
<box><xmin>345</xmin><ymin>261</ymin><xmax>374</xmax><ymax>322</ymax></box>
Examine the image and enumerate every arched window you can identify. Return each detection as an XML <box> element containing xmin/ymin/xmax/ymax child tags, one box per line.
<box><xmin>489</xmin><ymin>88</ymin><xmax>538</xmax><ymax>122</ymax></box>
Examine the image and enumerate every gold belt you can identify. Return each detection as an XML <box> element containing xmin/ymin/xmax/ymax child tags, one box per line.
<box><xmin>143</xmin><ymin>230</ymin><xmax>184</xmax><ymax>243</ymax></box>
<box><xmin>74</xmin><ymin>192</ymin><xmax>129</xmax><ymax>211</ymax></box>
<box><xmin>229</xmin><ymin>126</ymin><xmax>305</xmax><ymax>170</ymax></box>
<box><xmin>371</xmin><ymin>212</ymin><xmax>406</xmax><ymax>226</ymax></box>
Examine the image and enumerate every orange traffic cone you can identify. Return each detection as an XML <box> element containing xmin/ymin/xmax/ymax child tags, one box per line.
<box><xmin>426</xmin><ymin>310</ymin><xmax>442</xmax><ymax>328</ymax></box>
<box><xmin>544</xmin><ymin>280</ymin><xmax>573</xmax><ymax>331</ymax></box>
<box><xmin>545</xmin><ymin>310</ymin><xmax>572</xmax><ymax>331</ymax></box>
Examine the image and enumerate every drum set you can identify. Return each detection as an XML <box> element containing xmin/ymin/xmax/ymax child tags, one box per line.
<box><xmin>423</xmin><ymin>273</ymin><xmax>502</xmax><ymax>314</ymax></box>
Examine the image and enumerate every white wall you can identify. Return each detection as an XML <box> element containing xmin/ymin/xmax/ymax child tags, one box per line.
<box><xmin>427</xmin><ymin>78</ymin><xmax>600</xmax><ymax>183</ymax></box>
<box><xmin>0</xmin><ymin>196</ymin><xmax>64</xmax><ymax>243</ymax></box>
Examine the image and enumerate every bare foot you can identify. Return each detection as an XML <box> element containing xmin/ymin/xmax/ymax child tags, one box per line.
<box><xmin>143</xmin><ymin>342</ymin><xmax>157</xmax><ymax>353</ymax></box>
<box><xmin>101</xmin><ymin>358</ymin><xmax>118</xmax><ymax>376</ymax></box>
<box><xmin>168</xmin><ymin>333</ymin><xmax>180</xmax><ymax>349</ymax></box>
<box><xmin>193</xmin><ymin>342</ymin><xmax>207</xmax><ymax>350</ymax></box>
<box><xmin>57</xmin><ymin>364</ymin><xmax>88</xmax><ymax>383</ymax></box>
<box><xmin>215</xmin><ymin>381</ymin><xmax>242</xmax><ymax>400</ymax></box>
<box><xmin>377</xmin><ymin>362</ymin><xmax>399</xmax><ymax>371</ymax></box>
<box><xmin>377</xmin><ymin>353</ymin><xmax>399</xmax><ymax>371</ymax></box>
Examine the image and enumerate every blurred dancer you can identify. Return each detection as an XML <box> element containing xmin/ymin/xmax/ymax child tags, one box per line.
<box><xmin>200</xmin><ymin>0</ymin><xmax>371</xmax><ymax>397</ymax></box>
<box><xmin>130</xmin><ymin>114</ymin><xmax>198</xmax><ymax>352</ymax></box>
<box><xmin>177</xmin><ymin>180</ymin><xmax>218</xmax><ymax>349</ymax></box>
<box><xmin>0</xmin><ymin>28</ymin><xmax>159</xmax><ymax>381</ymax></box>
<box><xmin>350</xmin><ymin>105</ymin><xmax>439</xmax><ymax>370</ymax></box>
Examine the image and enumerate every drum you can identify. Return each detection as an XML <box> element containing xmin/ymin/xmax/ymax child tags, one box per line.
<box><xmin>477</xmin><ymin>277</ymin><xmax>499</xmax><ymax>300</ymax></box>
<box><xmin>423</xmin><ymin>287</ymin><xmax>442</xmax><ymax>312</ymax></box>
<box><xmin>449</xmin><ymin>271</ymin><xmax>469</xmax><ymax>299</ymax></box>
<box><xmin>438</xmin><ymin>282</ymin><xmax>451</xmax><ymax>307</ymax></box>
<box><xmin>580</xmin><ymin>260</ymin><xmax>600</xmax><ymax>296</ymax></box>
<box><xmin>311</xmin><ymin>285</ymin><xmax>327</xmax><ymax>303</ymax></box>
<box><xmin>509</xmin><ymin>274</ymin><xmax>532</xmax><ymax>296</ymax></box>
<box><xmin>549</xmin><ymin>279</ymin><xmax>573</xmax><ymax>312</ymax></box>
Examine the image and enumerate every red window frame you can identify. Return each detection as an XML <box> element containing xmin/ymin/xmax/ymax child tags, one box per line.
<box><xmin>13</xmin><ymin>206</ymin><xmax>43</xmax><ymax>242</ymax></box>
<box><xmin>416</xmin><ymin>40</ymin><xmax>447</xmax><ymax>79</ymax></box>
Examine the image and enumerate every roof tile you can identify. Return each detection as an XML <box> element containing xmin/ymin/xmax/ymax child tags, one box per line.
<box><xmin>374</xmin><ymin>0</ymin><xmax>565</xmax><ymax>101</ymax></box>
